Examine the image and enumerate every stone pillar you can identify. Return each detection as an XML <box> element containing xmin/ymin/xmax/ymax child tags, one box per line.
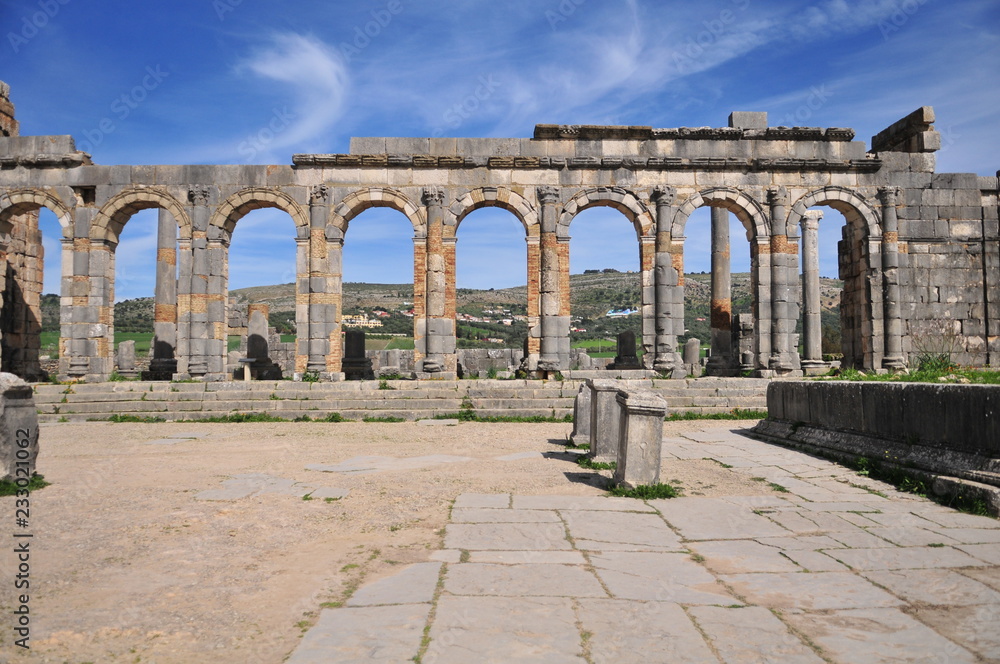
<box><xmin>879</xmin><ymin>186</ymin><xmax>906</xmax><ymax>371</ymax></box>
<box><xmin>421</xmin><ymin>187</ymin><xmax>448</xmax><ymax>374</ymax></box>
<box><xmin>537</xmin><ymin>186</ymin><xmax>565</xmax><ymax>373</ymax></box>
<box><xmin>182</xmin><ymin>186</ymin><xmax>212</xmax><ymax>379</ymax></box>
<box><xmin>115</xmin><ymin>339</ymin><xmax>137</xmax><ymax>378</ymax></box>
<box><xmin>587</xmin><ymin>378</ymin><xmax>621</xmax><ymax>463</ymax></box>
<box><xmin>768</xmin><ymin>186</ymin><xmax>797</xmax><ymax>373</ymax></box>
<box><xmin>306</xmin><ymin>185</ymin><xmax>340</xmax><ymax>378</ymax></box>
<box><xmin>683</xmin><ymin>337</ymin><xmax>701</xmax><ymax>374</ymax></box>
<box><xmin>570</xmin><ymin>383</ymin><xmax>591</xmax><ymax>446</ymax></box>
<box><xmin>800</xmin><ymin>210</ymin><xmax>828</xmax><ymax>375</ymax></box>
<box><xmin>149</xmin><ymin>208</ymin><xmax>177</xmax><ymax>377</ymax></box>
<box><xmin>0</xmin><ymin>373</ymin><xmax>39</xmax><ymax>484</ymax></box>
<box><xmin>524</xmin><ymin>231</ymin><xmax>541</xmax><ymax>370</ymax></box>
<box><xmin>706</xmin><ymin>207</ymin><xmax>733</xmax><ymax>375</ymax></box>
<box><xmin>651</xmin><ymin>186</ymin><xmax>681</xmax><ymax>374</ymax></box>
<box><xmin>60</xmin><ymin>205</ymin><xmax>95</xmax><ymax>380</ymax></box>
<box><xmin>612</xmin><ymin>389</ymin><xmax>667</xmax><ymax>489</ymax></box>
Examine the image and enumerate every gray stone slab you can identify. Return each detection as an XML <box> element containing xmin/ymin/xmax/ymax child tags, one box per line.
<box><xmin>862</xmin><ymin>569</ymin><xmax>1000</xmax><ymax>606</ymax></box>
<box><xmin>287</xmin><ymin>604</ymin><xmax>429</xmax><ymax>663</ymax></box>
<box><xmin>450</xmin><ymin>508</ymin><xmax>560</xmax><ymax>523</ymax></box>
<box><xmin>650</xmin><ymin>497</ymin><xmax>789</xmax><ymax>540</ymax></box>
<box><xmin>589</xmin><ymin>552</ymin><xmax>737</xmax><ymax>604</ymax></box>
<box><xmin>779</xmin><ymin>549</ymin><xmax>850</xmax><ymax>572</ymax></box>
<box><xmin>417</xmin><ymin>418</ymin><xmax>459</xmax><ymax>425</ymax></box>
<box><xmin>828</xmin><ymin>529</ymin><xmax>898</xmax><ymax>549</ymax></box>
<box><xmin>429</xmin><ymin>549</ymin><xmax>462</xmax><ymax>563</ymax></box>
<box><xmin>755</xmin><ymin>534</ymin><xmax>846</xmax><ymax>551</ymax></box>
<box><xmin>444</xmin><ymin>562</ymin><xmax>605</xmax><ymax>597</ymax></box>
<box><xmin>720</xmin><ymin>572</ymin><xmax>903</xmax><ymax>610</ymax></box>
<box><xmin>561</xmin><ymin>510</ymin><xmax>683</xmax><ymax>551</ymax></box>
<box><xmin>309</xmin><ymin>487</ymin><xmax>349</xmax><ymax>500</ymax></box>
<box><xmin>960</xmin><ymin>567</ymin><xmax>1000</xmax><ymax>593</ymax></box>
<box><xmin>577</xmin><ymin>599</ymin><xmax>717</xmax><ymax>663</ymax></box>
<box><xmin>912</xmin><ymin>511</ymin><xmax>1000</xmax><ymax>530</ymax></box>
<box><xmin>424</xmin><ymin>596</ymin><xmax>585</xmax><ymax>664</ymax></box>
<box><xmin>908</xmin><ymin>604</ymin><xmax>1000</xmax><ymax>661</ymax></box>
<box><xmin>687</xmin><ymin>605</ymin><xmax>824</xmax><ymax>664</ymax></box>
<box><xmin>688</xmin><ymin>540</ymin><xmax>801</xmax><ymax>574</ymax></box>
<box><xmin>467</xmin><ymin>550</ymin><xmax>588</xmax><ymax>565</ymax></box>
<box><xmin>783</xmin><ymin>608</ymin><xmax>978</xmax><ymax>664</ymax></box>
<box><xmin>512</xmin><ymin>495</ymin><xmax>656</xmax><ymax>512</ymax></box>
<box><xmin>453</xmin><ymin>493</ymin><xmax>510</xmax><ymax>509</ymax></box>
<box><xmin>347</xmin><ymin>562</ymin><xmax>442</xmax><ymax>607</ymax></box>
<box><xmin>926</xmin><ymin>527</ymin><xmax>1000</xmax><ymax>544</ymax></box>
<box><xmin>444</xmin><ymin>523</ymin><xmax>571</xmax><ymax>551</ymax></box>
<box><xmin>831</xmin><ymin>545</ymin><xmax>989</xmax><ymax>571</ymax></box>
<box><xmin>865</xmin><ymin>526</ymin><xmax>960</xmax><ymax>547</ymax></box>
<box><xmin>956</xmin><ymin>543</ymin><xmax>1000</xmax><ymax>565</ymax></box>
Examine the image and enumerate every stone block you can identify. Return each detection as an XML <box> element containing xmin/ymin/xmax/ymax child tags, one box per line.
<box><xmin>612</xmin><ymin>389</ymin><xmax>666</xmax><ymax>488</ymax></box>
<box><xmin>0</xmin><ymin>373</ymin><xmax>39</xmax><ymax>483</ymax></box>
<box><xmin>587</xmin><ymin>378</ymin><xmax>621</xmax><ymax>462</ymax></box>
<box><xmin>570</xmin><ymin>383</ymin><xmax>591</xmax><ymax>446</ymax></box>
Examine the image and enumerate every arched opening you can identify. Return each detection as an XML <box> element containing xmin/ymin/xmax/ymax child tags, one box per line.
<box><xmin>37</xmin><ymin>208</ymin><xmax>63</xmax><ymax>378</ymax></box>
<box><xmin>454</xmin><ymin>206</ymin><xmax>529</xmax><ymax>377</ymax></box>
<box><xmin>567</xmin><ymin>206</ymin><xmax>644</xmax><ymax>369</ymax></box>
<box><xmin>225</xmin><ymin>207</ymin><xmax>301</xmax><ymax>379</ymax></box>
<box><xmin>111</xmin><ymin>208</ymin><xmax>163</xmax><ymax>378</ymax></box>
<box><xmin>681</xmin><ymin>206</ymin><xmax>755</xmax><ymax>375</ymax></box>
<box><xmin>341</xmin><ymin>206</ymin><xmax>421</xmax><ymax>377</ymax></box>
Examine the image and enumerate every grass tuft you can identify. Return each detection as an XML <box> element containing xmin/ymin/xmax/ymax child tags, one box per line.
<box><xmin>608</xmin><ymin>483</ymin><xmax>681</xmax><ymax>499</ymax></box>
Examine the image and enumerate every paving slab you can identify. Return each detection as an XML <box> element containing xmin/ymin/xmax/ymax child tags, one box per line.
<box><xmin>576</xmin><ymin>599</ymin><xmax>717</xmax><ymax>663</ymax></box>
<box><xmin>687</xmin><ymin>605</ymin><xmax>824</xmax><ymax>663</ymax></box>
<box><xmin>444</xmin><ymin>563</ymin><xmax>605</xmax><ymax>597</ymax></box>
<box><xmin>424</xmin><ymin>596</ymin><xmax>585</xmax><ymax>664</ymax></box>
<box><xmin>865</xmin><ymin>526</ymin><xmax>960</xmax><ymax>547</ymax></box>
<box><xmin>444</xmin><ymin>522</ymin><xmax>571</xmax><ymax>551</ymax></box>
<box><xmin>907</xmin><ymin>604</ymin><xmax>1000</xmax><ymax>661</ymax></box>
<box><xmin>831</xmin><ymin>545</ymin><xmax>989</xmax><ymax>571</ymax></box>
<box><xmin>287</xmin><ymin>604</ymin><xmax>429</xmax><ymax>663</ymax></box>
<box><xmin>650</xmin><ymin>497</ymin><xmax>790</xmax><ymax>540</ymax></box>
<box><xmin>306</xmin><ymin>454</ymin><xmax>473</xmax><ymax>475</ymax></box>
<box><xmin>468</xmin><ymin>550</ymin><xmax>588</xmax><ymax>565</ymax></box>
<box><xmin>957</xmin><ymin>543</ymin><xmax>1000</xmax><ymax>565</ymax></box>
<box><xmin>782</xmin><ymin>607</ymin><xmax>978</xmax><ymax>664</ymax></box>
<box><xmin>688</xmin><ymin>539</ymin><xmax>801</xmax><ymax>574</ymax></box>
<box><xmin>778</xmin><ymin>549</ymin><xmax>850</xmax><ymax>572</ymax></box>
<box><xmin>512</xmin><ymin>495</ymin><xmax>656</xmax><ymax>512</ymax></box>
<box><xmin>347</xmin><ymin>563</ymin><xmax>442</xmax><ymax>607</ymax></box>
<box><xmin>755</xmin><ymin>534</ymin><xmax>846</xmax><ymax>551</ymax></box>
<box><xmin>960</xmin><ymin>567</ymin><xmax>1000</xmax><ymax>592</ymax></box>
<box><xmin>910</xmin><ymin>511</ymin><xmax>1000</xmax><ymax>529</ymax></box>
<box><xmin>451</xmin><ymin>508</ymin><xmax>560</xmax><ymax>523</ymax></box>
<box><xmin>453</xmin><ymin>493</ymin><xmax>510</xmax><ymax>509</ymax></box>
<box><xmin>861</xmin><ymin>568</ymin><xmax>1000</xmax><ymax>606</ymax></box>
<box><xmin>561</xmin><ymin>510</ymin><xmax>683</xmax><ymax>551</ymax></box>
<box><xmin>589</xmin><ymin>552</ymin><xmax>737</xmax><ymax>604</ymax></box>
<box><xmin>308</xmin><ymin>487</ymin><xmax>349</xmax><ymax>500</ymax></box>
<box><xmin>720</xmin><ymin>572</ymin><xmax>903</xmax><ymax>610</ymax></box>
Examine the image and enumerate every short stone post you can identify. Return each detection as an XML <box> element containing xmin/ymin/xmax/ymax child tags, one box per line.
<box><xmin>613</xmin><ymin>389</ymin><xmax>667</xmax><ymax>489</ymax></box>
<box><xmin>683</xmin><ymin>338</ymin><xmax>701</xmax><ymax>374</ymax></box>
<box><xmin>341</xmin><ymin>330</ymin><xmax>372</xmax><ymax>380</ymax></box>
<box><xmin>587</xmin><ymin>378</ymin><xmax>621</xmax><ymax>462</ymax></box>
<box><xmin>246</xmin><ymin>304</ymin><xmax>281</xmax><ymax>380</ymax></box>
<box><xmin>1</xmin><ymin>373</ymin><xmax>39</xmax><ymax>484</ymax></box>
<box><xmin>115</xmin><ymin>340</ymin><xmax>138</xmax><ymax>378</ymax></box>
<box><xmin>570</xmin><ymin>383</ymin><xmax>591</xmax><ymax>446</ymax></box>
<box><xmin>611</xmin><ymin>330</ymin><xmax>641</xmax><ymax>370</ymax></box>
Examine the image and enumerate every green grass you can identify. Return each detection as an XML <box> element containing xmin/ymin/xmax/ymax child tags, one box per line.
<box><xmin>107</xmin><ymin>414</ymin><xmax>166</xmax><ymax>423</ymax></box>
<box><xmin>577</xmin><ymin>456</ymin><xmax>617</xmax><ymax>471</ymax></box>
<box><xmin>820</xmin><ymin>367</ymin><xmax>1000</xmax><ymax>384</ymax></box>
<box><xmin>608</xmin><ymin>483</ymin><xmax>681</xmax><ymax>499</ymax></box>
<box><xmin>41</xmin><ymin>331</ymin><xmax>156</xmax><ymax>358</ymax></box>
<box><xmin>363</xmin><ymin>416</ymin><xmax>406</xmax><ymax>423</ymax></box>
<box><xmin>666</xmin><ymin>409</ymin><xmax>768</xmax><ymax>421</ymax></box>
<box><xmin>0</xmin><ymin>474</ymin><xmax>50</xmax><ymax>496</ymax></box>
<box><xmin>430</xmin><ymin>412</ymin><xmax>573</xmax><ymax>423</ymax></box>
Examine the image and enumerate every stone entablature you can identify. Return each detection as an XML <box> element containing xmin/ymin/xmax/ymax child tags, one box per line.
<box><xmin>0</xmin><ymin>81</ymin><xmax>996</xmax><ymax>382</ymax></box>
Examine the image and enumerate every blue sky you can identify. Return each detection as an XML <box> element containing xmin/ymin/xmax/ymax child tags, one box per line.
<box><xmin>2</xmin><ymin>0</ymin><xmax>997</xmax><ymax>299</ymax></box>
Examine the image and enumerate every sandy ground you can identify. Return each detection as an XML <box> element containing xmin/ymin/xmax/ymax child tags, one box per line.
<box><xmin>0</xmin><ymin>419</ymin><xmax>774</xmax><ymax>663</ymax></box>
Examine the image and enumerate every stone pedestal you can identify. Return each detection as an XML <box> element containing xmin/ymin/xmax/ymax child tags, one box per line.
<box><xmin>0</xmin><ymin>373</ymin><xmax>38</xmax><ymax>484</ymax></box>
<box><xmin>683</xmin><ymin>338</ymin><xmax>701</xmax><ymax>375</ymax></box>
<box><xmin>587</xmin><ymin>378</ymin><xmax>621</xmax><ymax>462</ymax></box>
<box><xmin>115</xmin><ymin>340</ymin><xmax>138</xmax><ymax>378</ymax></box>
<box><xmin>612</xmin><ymin>389</ymin><xmax>667</xmax><ymax>489</ymax></box>
<box><xmin>244</xmin><ymin>304</ymin><xmax>282</xmax><ymax>380</ymax></box>
<box><xmin>342</xmin><ymin>330</ymin><xmax>373</xmax><ymax>380</ymax></box>
<box><xmin>570</xmin><ymin>383</ymin><xmax>591</xmax><ymax>446</ymax></box>
<box><xmin>611</xmin><ymin>330</ymin><xmax>641</xmax><ymax>370</ymax></box>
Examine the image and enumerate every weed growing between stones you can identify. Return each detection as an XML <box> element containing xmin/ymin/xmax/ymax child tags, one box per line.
<box><xmin>576</xmin><ymin>456</ymin><xmax>616</xmax><ymax>471</ymax></box>
<box><xmin>820</xmin><ymin>367</ymin><xmax>1000</xmax><ymax>384</ymax></box>
<box><xmin>607</xmin><ymin>483</ymin><xmax>681</xmax><ymax>499</ymax></box>
<box><xmin>362</xmin><ymin>416</ymin><xmax>405</xmax><ymax>423</ymax></box>
<box><xmin>106</xmin><ymin>414</ymin><xmax>166</xmax><ymax>423</ymax></box>
<box><xmin>0</xmin><ymin>474</ymin><xmax>49</xmax><ymax>496</ymax></box>
<box><xmin>665</xmin><ymin>408</ymin><xmax>768</xmax><ymax>421</ymax></box>
<box><xmin>852</xmin><ymin>456</ymin><xmax>993</xmax><ymax>517</ymax></box>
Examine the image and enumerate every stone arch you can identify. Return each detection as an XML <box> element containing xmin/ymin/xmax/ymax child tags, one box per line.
<box><xmin>673</xmin><ymin>187</ymin><xmax>769</xmax><ymax>240</ymax></box>
<box><xmin>330</xmin><ymin>187</ymin><xmax>425</xmax><ymax>238</ymax></box>
<box><xmin>0</xmin><ymin>188</ymin><xmax>73</xmax><ymax>239</ymax></box>
<box><xmin>91</xmin><ymin>186</ymin><xmax>192</xmax><ymax>245</ymax></box>
<box><xmin>210</xmin><ymin>187</ymin><xmax>309</xmax><ymax>240</ymax></box>
<box><xmin>449</xmin><ymin>187</ymin><xmax>539</xmax><ymax>234</ymax></box>
<box><xmin>558</xmin><ymin>187</ymin><xmax>654</xmax><ymax>239</ymax></box>
<box><xmin>787</xmin><ymin>186</ymin><xmax>881</xmax><ymax>238</ymax></box>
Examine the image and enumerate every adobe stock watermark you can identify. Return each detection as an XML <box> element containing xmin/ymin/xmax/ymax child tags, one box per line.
<box><xmin>777</xmin><ymin>85</ymin><xmax>832</xmax><ymax>126</ymax></box>
<box><xmin>879</xmin><ymin>0</ymin><xmax>930</xmax><ymax>40</ymax></box>
<box><xmin>672</xmin><ymin>0</ymin><xmax>752</xmax><ymax>74</ymax></box>
<box><xmin>7</xmin><ymin>0</ymin><xmax>71</xmax><ymax>54</ymax></box>
<box><xmin>546</xmin><ymin>0</ymin><xmax>586</xmax><ymax>30</ymax></box>
<box><xmin>237</xmin><ymin>106</ymin><xmax>296</xmax><ymax>163</ymax></box>
<box><xmin>431</xmin><ymin>75</ymin><xmax>502</xmax><ymax>137</ymax></box>
<box><xmin>74</xmin><ymin>66</ymin><xmax>171</xmax><ymax>155</ymax></box>
<box><xmin>339</xmin><ymin>0</ymin><xmax>405</xmax><ymax>63</ymax></box>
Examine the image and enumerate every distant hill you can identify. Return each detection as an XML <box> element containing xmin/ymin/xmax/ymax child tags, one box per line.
<box><xmin>41</xmin><ymin>272</ymin><xmax>843</xmax><ymax>351</ymax></box>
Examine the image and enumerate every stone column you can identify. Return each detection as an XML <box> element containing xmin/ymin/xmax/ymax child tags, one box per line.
<box><xmin>800</xmin><ymin>210</ymin><xmax>828</xmax><ymax>375</ymax></box>
<box><xmin>768</xmin><ymin>186</ymin><xmax>796</xmax><ymax>373</ymax></box>
<box><xmin>651</xmin><ymin>186</ymin><xmax>680</xmax><ymax>374</ymax></box>
<box><xmin>537</xmin><ymin>186</ymin><xmax>564</xmax><ymax>373</ymax></box>
<box><xmin>307</xmin><ymin>185</ymin><xmax>334</xmax><ymax>377</ymax></box>
<box><xmin>60</xmin><ymin>205</ymin><xmax>95</xmax><ymax>380</ymax></box>
<box><xmin>183</xmin><ymin>186</ymin><xmax>212</xmax><ymax>379</ymax></box>
<box><xmin>612</xmin><ymin>389</ymin><xmax>667</xmax><ymax>489</ymax></box>
<box><xmin>149</xmin><ymin>208</ymin><xmax>177</xmax><ymax>377</ymax></box>
<box><xmin>421</xmin><ymin>187</ymin><xmax>447</xmax><ymax>374</ymax></box>
<box><xmin>879</xmin><ymin>186</ymin><xmax>906</xmax><ymax>371</ymax></box>
<box><xmin>706</xmin><ymin>207</ymin><xmax>733</xmax><ymax>375</ymax></box>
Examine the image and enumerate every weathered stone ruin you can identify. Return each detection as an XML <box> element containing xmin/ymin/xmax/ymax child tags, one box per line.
<box><xmin>0</xmin><ymin>80</ymin><xmax>995</xmax><ymax>382</ymax></box>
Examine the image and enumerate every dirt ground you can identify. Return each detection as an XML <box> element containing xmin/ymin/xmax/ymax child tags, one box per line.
<box><xmin>1</xmin><ymin>419</ymin><xmax>773</xmax><ymax>663</ymax></box>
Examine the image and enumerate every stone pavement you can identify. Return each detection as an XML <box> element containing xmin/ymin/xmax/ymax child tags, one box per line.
<box><xmin>288</xmin><ymin>426</ymin><xmax>1000</xmax><ymax>663</ymax></box>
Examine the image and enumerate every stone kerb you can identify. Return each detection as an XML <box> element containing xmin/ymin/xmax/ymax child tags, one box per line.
<box><xmin>586</xmin><ymin>378</ymin><xmax>622</xmax><ymax>462</ymax></box>
<box><xmin>0</xmin><ymin>372</ymin><xmax>38</xmax><ymax>483</ymax></box>
<box><xmin>613</xmin><ymin>388</ymin><xmax>667</xmax><ymax>489</ymax></box>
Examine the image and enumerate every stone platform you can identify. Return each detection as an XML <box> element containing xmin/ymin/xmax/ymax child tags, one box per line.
<box><xmin>290</xmin><ymin>427</ymin><xmax>1000</xmax><ymax>663</ymax></box>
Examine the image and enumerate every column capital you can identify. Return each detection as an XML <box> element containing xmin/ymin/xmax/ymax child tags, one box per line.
<box><xmin>801</xmin><ymin>209</ymin><xmax>823</xmax><ymax>231</ymax></box>
<box><xmin>309</xmin><ymin>184</ymin><xmax>330</xmax><ymax>204</ymax></box>
<box><xmin>422</xmin><ymin>186</ymin><xmax>446</xmax><ymax>206</ymax></box>
<box><xmin>877</xmin><ymin>185</ymin><xmax>901</xmax><ymax>206</ymax></box>
<box><xmin>650</xmin><ymin>185</ymin><xmax>676</xmax><ymax>206</ymax></box>
<box><xmin>188</xmin><ymin>186</ymin><xmax>210</xmax><ymax>206</ymax></box>
<box><xmin>766</xmin><ymin>185</ymin><xmax>788</xmax><ymax>207</ymax></box>
<box><xmin>536</xmin><ymin>186</ymin><xmax>560</xmax><ymax>205</ymax></box>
